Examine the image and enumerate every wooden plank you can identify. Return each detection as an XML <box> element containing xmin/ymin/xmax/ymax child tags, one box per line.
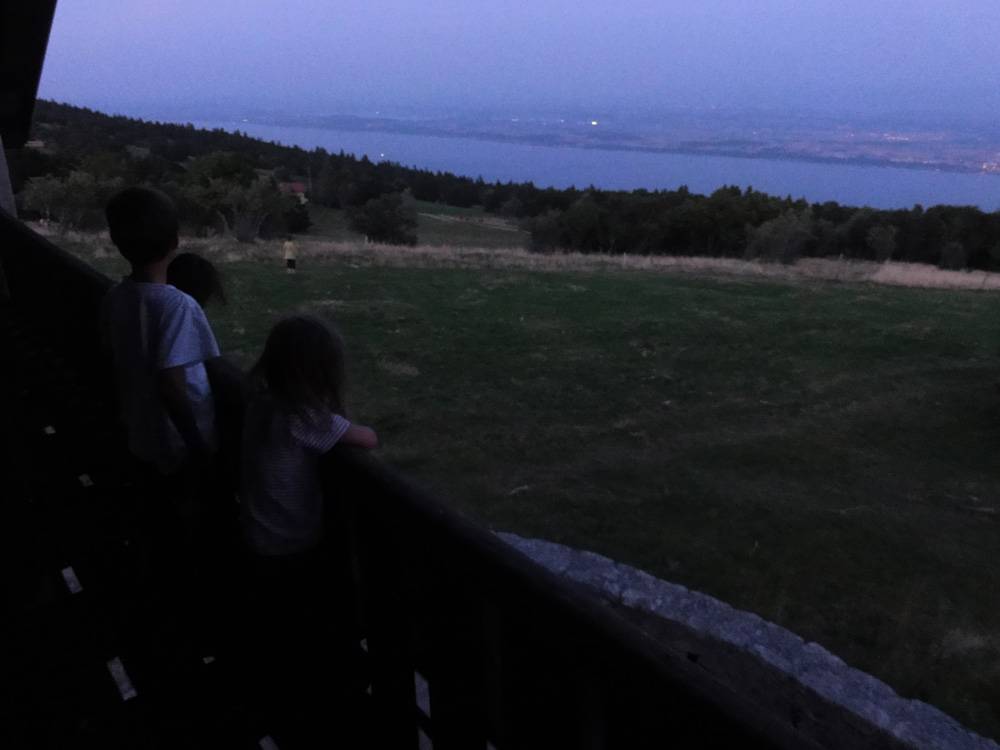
<box><xmin>422</xmin><ymin>546</ymin><xmax>488</xmax><ymax>750</ymax></box>
<box><xmin>353</xmin><ymin>490</ymin><xmax>419</xmax><ymax>749</ymax></box>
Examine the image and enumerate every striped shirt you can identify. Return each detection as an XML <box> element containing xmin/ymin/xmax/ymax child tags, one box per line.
<box><xmin>240</xmin><ymin>395</ymin><xmax>350</xmax><ymax>555</ymax></box>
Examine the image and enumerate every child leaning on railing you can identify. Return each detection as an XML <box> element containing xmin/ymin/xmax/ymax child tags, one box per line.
<box><xmin>240</xmin><ymin>314</ymin><xmax>377</xmax><ymax>724</ymax></box>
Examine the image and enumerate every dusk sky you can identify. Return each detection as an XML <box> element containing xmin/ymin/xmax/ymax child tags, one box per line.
<box><xmin>38</xmin><ymin>1</ymin><xmax>1000</xmax><ymax>120</ymax></box>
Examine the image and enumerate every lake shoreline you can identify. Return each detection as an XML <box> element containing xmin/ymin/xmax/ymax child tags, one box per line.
<box><xmin>193</xmin><ymin>119</ymin><xmax>1000</xmax><ymax>210</ymax></box>
<box><xmin>240</xmin><ymin>116</ymin><xmax>1000</xmax><ymax>180</ymax></box>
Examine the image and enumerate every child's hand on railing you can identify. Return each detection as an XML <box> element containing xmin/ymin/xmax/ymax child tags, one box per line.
<box><xmin>342</xmin><ymin>424</ymin><xmax>379</xmax><ymax>450</ymax></box>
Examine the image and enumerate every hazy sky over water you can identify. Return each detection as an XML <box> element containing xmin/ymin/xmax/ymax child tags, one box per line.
<box><xmin>39</xmin><ymin>1</ymin><xmax>1000</xmax><ymax>120</ymax></box>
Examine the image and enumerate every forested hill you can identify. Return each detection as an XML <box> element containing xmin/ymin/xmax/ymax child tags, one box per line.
<box><xmin>11</xmin><ymin>100</ymin><xmax>1000</xmax><ymax>269</ymax></box>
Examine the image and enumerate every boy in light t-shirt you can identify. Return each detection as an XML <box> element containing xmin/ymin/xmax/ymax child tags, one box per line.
<box><xmin>101</xmin><ymin>187</ymin><xmax>220</xmax><ymax>475</ymax></box>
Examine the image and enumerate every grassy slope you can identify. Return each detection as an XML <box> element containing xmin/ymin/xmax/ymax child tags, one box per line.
<box><xmin>83</xmin><ymin>247</ymin><xmax>1000</xmax><ymax>738</ymax></box>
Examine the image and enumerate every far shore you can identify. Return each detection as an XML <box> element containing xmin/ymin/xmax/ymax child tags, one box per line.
<box><xmin>221</xmin><ymin>116</ymin><xmax>1000</xmax><ymax>178</ymax></box>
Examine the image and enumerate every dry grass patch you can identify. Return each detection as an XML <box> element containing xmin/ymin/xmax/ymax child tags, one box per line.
<box><xmin>870</xmin><ymin>262</ymin><xmax>1000</xmax><ymax>290</ymax></box>
<box><xmin>214</xmin><ymin>239</ymin><xmax>1000</xmax><ymax>292</ymax></box>
<box><xmin>43</xmin><ymin>225</ymin><xmax>1000</xmax><ymax>294</ymax></box>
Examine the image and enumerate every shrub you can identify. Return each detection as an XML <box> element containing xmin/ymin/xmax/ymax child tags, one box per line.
<box><xmin>745</xmin><ymin>209</ymin><xmax>815</xmax><ymax>264</ymax></box>
<box><xmin>867</xmin><ymin>225</ymin><xmax>898</xmax><ymax>262</ymax></box>
<box><xmin>939</xmin><ymin>241</ymin><xmax>968</xmax><ymax>270</ymax></box>
<box><xmin>346</xmin><ymin>193</ymin><xmax>418</xmax><ymax>246</ymax></box>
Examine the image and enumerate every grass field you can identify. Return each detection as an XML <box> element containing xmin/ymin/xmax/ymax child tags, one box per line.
<box><xmin>77</xmin><ymin>236</ymin><xmax>1000</xmax><ymax>739</ymax></box>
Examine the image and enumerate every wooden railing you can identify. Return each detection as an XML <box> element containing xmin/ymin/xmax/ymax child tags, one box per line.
<box><xmin>0</xmin><ymin>209</ymin><xmax>803</xmax><ymax>749</ymax></box>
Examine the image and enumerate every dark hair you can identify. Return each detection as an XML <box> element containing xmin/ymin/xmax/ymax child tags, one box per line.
<box><xmin>251</xmin><ymin>315</ymin><xmax>346</xmax><ymax>415</ymax></box>
<box><xmin>105</xmin><ymin>187</ymin><xmax>179</xmax><ymax>265</ymax></box>
<box><xmin>167</xmin><ymin>252</ymin><xmax>226</xmax><ymax>307</ymax></box>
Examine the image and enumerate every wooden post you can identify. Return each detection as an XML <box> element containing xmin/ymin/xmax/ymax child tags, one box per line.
<box><xmin>353</xmin><ymin>491</ymin><xmax>419</xmax><ymax>749</ymax></box>
<box><xmin>0</xmin><ymin>134</ymin><xmax>16</xmax><ymax>217</ymax></box>
<box><xmin>423</xmin><ymin>551</ymin><xmax>488</xmax><ymax>750</ymax></box>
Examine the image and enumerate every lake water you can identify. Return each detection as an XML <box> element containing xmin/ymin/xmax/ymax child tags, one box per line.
<box><xmin>196</xmin><ymin>120</ymin><xmax>1000</xmax><ymax>211</ymax></box>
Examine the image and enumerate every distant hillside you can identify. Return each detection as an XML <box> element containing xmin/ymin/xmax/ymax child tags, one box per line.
<box><xmin>11</xmin><ymin>101</ymin><xmax>1000</xmax><ymax>269</ymax></box>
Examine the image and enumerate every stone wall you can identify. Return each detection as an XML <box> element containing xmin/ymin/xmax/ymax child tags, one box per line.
<box><xmin>499</xmin><ymin>533</ymin><xmax>998</xmax><ymax>750</ymax></box>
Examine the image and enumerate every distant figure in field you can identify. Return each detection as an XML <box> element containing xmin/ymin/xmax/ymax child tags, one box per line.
<box><xmin>167</xmin><ymin>252</ymin><xmax>226</xmax><ymax>309</ymax></box>
<box><xmin>241</xmin><ymin>314</ymin><xmax>377</xmax><ymax>718</ymax></box>
<box><xmin>282</xmin><ymin>238</ymin><xmax>298</xmax><ymax>273</ymax></box>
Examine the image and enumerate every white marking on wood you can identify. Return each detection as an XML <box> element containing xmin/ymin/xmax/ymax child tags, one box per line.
<box><xmin>258</xmin><ymin>736</ymin><xmax>280</xmax><ymax>750</ymax></box>
<box><xmin>202</xmin><ymin>655</ymin><xmax>216</xmax><ymax>665</ymax></box>
<box><xmin>359</xmin><ymin>637</ymin><xmax>368</xmax><ymax>652</ymax></box>
<box><xmin>61</xmin><ymin>566</ymin><xmax>83</xmax><ymax>594</ymax></box>
<box><xmin>106</xmin><ymin>657</ymin><xmax>137</xmax><ymax>701</ymax></box>
<box><xmin>414</xmin><ymin>670</ymin><xmax>431</xmax><ymax>716</ymax></box>
<box><xmin>78</xmin><ymin>474</ymin><xmax>94</xmax><ymax>487</ymax></box>
<box><xmin>43</xmin><ymin>425</ymin><xmax>56</xmax><ymax>435</ymax></box>
<box><xmin>418</xmin><ymin>728</ymin><xmax>433</xmax><ymax>750</ymax></box>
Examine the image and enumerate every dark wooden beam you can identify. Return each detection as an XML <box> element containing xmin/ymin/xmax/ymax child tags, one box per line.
<box><xmin>0</xmin><ymin>1</ymin><xmax>59</xmax><ymax>147</ymax></box>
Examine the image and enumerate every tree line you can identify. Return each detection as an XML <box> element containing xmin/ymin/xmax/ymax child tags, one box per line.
<box><xmin>10</xmin><ymin>100</ymin><xmax>1000</xmax><ymax>267</ymax></box>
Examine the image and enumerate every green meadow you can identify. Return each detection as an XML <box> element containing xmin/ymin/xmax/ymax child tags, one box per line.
<box><xmin>81</xmin><ymin>242</ymin><xmax>1000</xmax><ymax>739</ymax></box>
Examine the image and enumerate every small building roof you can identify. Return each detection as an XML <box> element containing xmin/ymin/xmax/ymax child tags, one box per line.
<box><xmin>278</xmin><ymin>181</ymin><xmax>308</xmax><ymax>194</ymax></box>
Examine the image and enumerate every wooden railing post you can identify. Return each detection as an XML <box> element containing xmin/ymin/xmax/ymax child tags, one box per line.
<box><xmin>351</xmin><ymin>482</ymin><xmax>420</xmax><ymax>749</ymax></box>
<box><xmin>423</xmin><ymin>555</ymin><xmax>488</xmax><ymax>749</ymax></box>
